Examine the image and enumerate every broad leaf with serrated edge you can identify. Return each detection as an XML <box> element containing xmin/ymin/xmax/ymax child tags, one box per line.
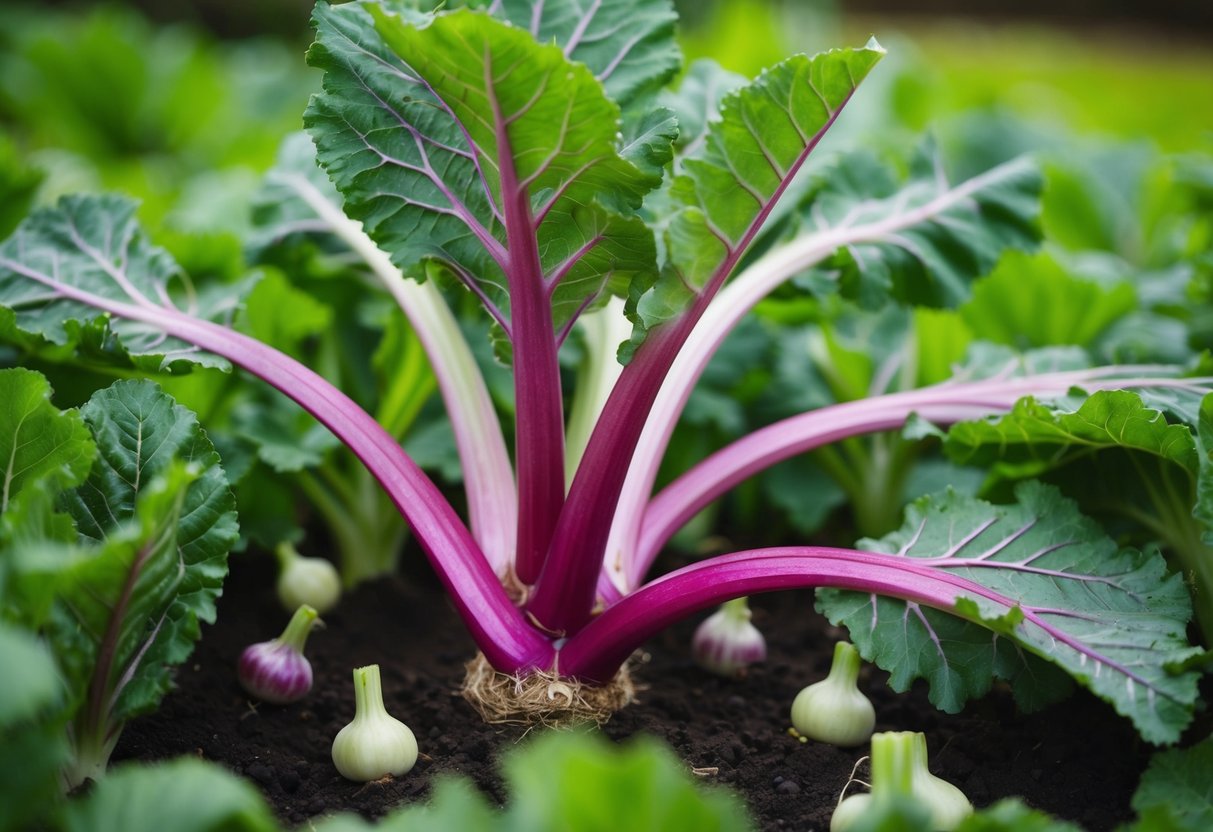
<box><xmin>485</xmin><ymin>0</ymin><xmax>680</xmax><ymax>110</ymax></box>
<box><xmin>623</xmin><ymin>42</ymin><xmax>885</xmax><ymax>357</ymax></box>
<box><xmin>306</xmin><ymin>2</ymin><xmax>659</xmax><ymax>341</ymax></box>
<box><xmin>817</xmin><ymin>481</ymin><xmax>1201</xmax><ymax>743</ymax></box>
<box><xmin>54</xmin><ymin>380</ymin><xmax>238</xmax><ymax>731</ymax></box>
<box><xmin>0</xmin><ymin>195</ymin><xmax>249</xmax><ymax>372</ymax></box>
<box><xmin>399</xmin><ymin>0</ymin><xmax>681</xmax><ymax>112</ymax></box>
<box><xmin>944</xmin><ymin>389</ymin><xmax>1203</xmax><ymax>476</ymax></box>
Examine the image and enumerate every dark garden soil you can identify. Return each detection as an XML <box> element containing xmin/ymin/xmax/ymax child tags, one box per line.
<box><xmin>115</xmin><ymin>550</ymin><xmax>1159</xmax><ymax>831</ymax></box>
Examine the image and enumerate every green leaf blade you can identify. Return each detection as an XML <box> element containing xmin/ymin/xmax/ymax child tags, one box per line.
<box><xmin>626</xmin><ymin>42</ymin><xmax>884</xmax><ymax>351</ymax></box>
<box><xmin>944</xmin><ymin>390</ymin><xmax>1202</xmax><ymax>475</ymax></box>
<box><xmin>818</xmin><ymin>481</ymin><xmax>1201</xmax><ymax>743</ymax></box>
<box><xmin>0</xmin><ymin>368</ymin><xmax>96</xmax><ymax>516</ymax></box>
<box><xmin>0</xmin><ymin>194</ymin><xmax>243</xmax><ymax>372</ymax></box>
<box><xmin>493</xmin><ymin>0</ymin><xmax>681</xmax><ymax>109</ymax></box>
<box><xmin>307</xmin><ymin>2</ymin><xmax>662</xmax><ymax>339</ymax></box>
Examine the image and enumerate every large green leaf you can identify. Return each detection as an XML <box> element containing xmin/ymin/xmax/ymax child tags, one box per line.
<box><xmin>15</xmin><ymin>379</ymin><xmax>240</xmax><ymax>787</ymax></box>
<box><xmin>62</xmin><ymin>758</ymin><xmax>279</xmax><ymax>832</ymax></box>
<box><xmin>0</xmin><ymin>194</ymin><xmax>248</xmax><ymax>372</ymax></box>
<box><xmin>817</xmin><ymin>481</ymin><xmax>1201</xmax><ymax>744</ymax></box>
<box><xmin>501</xmin><ymin>731</ymin><xmax>752</xmax><ymax>832</ymax></box>
<box><xmin>669</xmin><ymin>42</ymin><xmax>884</xmax><ymax>284</ymax></box>
<box><xmin>623</xmin><ymin>42</ymin><xmax>884</xmax><ymax>354</ymax></box>
<box><xmin>0</xmin><ymin>368</ymin><xmax>95</xmax><ymax>516</ymax></box>
<box><xmin>399</xmin><ymin>0</ymin><xmax>681</xmax><ymax>112</ymax></box>
<box><xmin>61</xmin><ymin>380</ymin><xmax>238</xmax><ymax>711</ymax></box>
<box><xmin>795</xmin><ymin>148</ymin><xmax>1043</xmax><ymax>310</ymax></box>
<box><xmin>484</xmin><ymin>0</ymin><xmax>680</xmax><ymax>110</ymax></box>
<box><xmin>306</xmin><ymin>2</ymin><xmax>660</xmax><ymax>340</ymax></box>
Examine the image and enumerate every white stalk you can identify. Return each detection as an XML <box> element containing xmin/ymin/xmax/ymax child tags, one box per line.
<box><xmin>564</xmin><ymin>296</ymin><xmax>630</xmax><ymax>486</ymax></box>
<box><xmin>280</xmin><ymin>173</ymin><xmax>517</xmax><ymax>575</ymax></box>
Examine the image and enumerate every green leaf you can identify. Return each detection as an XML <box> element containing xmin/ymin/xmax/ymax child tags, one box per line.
<box><xmin>486</xmin><ymin>0</ymin><xmax>680</xmax><ymax>110</ymax></box>
<box><xmin>17</xmin><ymin>380</ymin><xmax>240</xmax><ymax>787</ymax></box>
<box><xmin>306</xmin><ymin>2</ymin><xmax>660</xmax><ymax>341</ymax></box>
<box><xmin>1196</xmin><ymin>395</ymin><xmax>1213</xmax><ymax>546</ymax></box>
<box><xmin>817</xmin><ymin>481</ymin><xmax>1201</xmax><ymax>743</ymax></box>
<box><xmin>620</xmin><ymin>107</ymin><xmax>680</xmax><ymax>182</ymax></box>
<box><xmin>624</xmin><ymin>41</ymin><xmax>885</xmax><ymax>355</ymax></box>
<box><xmin>796</xmin><ymin>149</ymin><xmax>1043</xmax><ymax>310</ymax></box>
<box><xmin>960</xmin><ymin>251</ymin><xmax>1137</xmax><ymax>349</ymax></box>
<box><xmin>313</xmin><ymin>779</ymin><xmax>498</xmax><ymax>832</ymax></box>
<box><xmin>1130</xmin><ymin>738</ymin><xmax>1213</xmax><ymax>832</ymax></box>
<box><xmin>230</xmin><ymin>393</ymin><xmax>339</xmax><ymax>474</ymax></box>
<box><xmin>944</xmin><ymin>390</ymin><xmax>1202</xmax><ymax>477</ymax></box>
<box><xmin>0</xmin><ymin>194</ymin><xmax>245</xmax><ymax>372</ymax></box>
<box><xmin>0</xmin><ymin>367</ymin><xmax>95</xmax><ymax>515</ymax></box>
<box><xmin>62</xmin><ymin>381</ymin><xmax>238</xmax><ymax>713</ymax></box>
<box><xmin>503</xmin><ymin>731</ymin><xmax>753</xmax><ymax>832</ymax></box>
<box><xmin>658</xmin><ymin>59</ymin><xmax>747</xmax><ymax>154</ymax></box>
<box><xmin>62</xmin><ymin>758</ymin><xmax>279</xmax><ymax>832</ymax></box>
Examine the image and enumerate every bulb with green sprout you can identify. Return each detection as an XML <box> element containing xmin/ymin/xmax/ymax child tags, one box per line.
<box><xmin>332</xmin><ymin>664</ymin><xmax>418</xmax><ymax>781</ymax></box>
<box><xmin>275</xmin><ymin>541</ymin><xmax>340</xmax><ymax>614</ymax></box>
<box><xmin>831</xmin><ymin>731</ymin><xmax>972</xmax><ymax>832</ymax></box>
<box><xmin>791</xmin><ymin>641</ymin><xmax>875</xmax><ymax>747</ymax></box>
<box><xmin>238</xmin><ymin>604</ymin><xmax>320</xmax><ymax>704</ymax></box>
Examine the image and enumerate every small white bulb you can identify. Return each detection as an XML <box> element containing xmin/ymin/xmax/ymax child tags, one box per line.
<box><xmin>275</xmin><ymin>542</ymin><xmax>341</xmax><ymax>614</ymax></box>
<box><xmin>331</xmin><ymin>664</ymin><xmax>418</xmax><ymax>782</ymax></box>
<box><xmin>791</xmin><ymin>641</ymin><xmax>875</xmax><ymax>747</ymax></box>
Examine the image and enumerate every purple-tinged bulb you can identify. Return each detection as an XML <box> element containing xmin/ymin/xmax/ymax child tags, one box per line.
<box><xmin>238</xmin><ymin>604</ymin><xmax>319</xmax><ymax>705</ymax></box>
<box><xmin>692</xmin><ymin>597</ymin><xmax>767</xmax><ymax>678</ymax></box>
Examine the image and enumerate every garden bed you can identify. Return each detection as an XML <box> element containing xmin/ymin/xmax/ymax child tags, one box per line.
<box><xmin>114</xmin><ymin>551</ymin><xmax>1152</xmax><ymax>831</ymax></box>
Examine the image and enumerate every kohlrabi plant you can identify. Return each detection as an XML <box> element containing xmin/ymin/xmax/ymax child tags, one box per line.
<box><xmin>2</xmin><ymin>0</ymin><xmax>1211</xmax><ymax>747</ymax></box>
<box><xmin>0</xmin><ymin>369</ymin><xmax>238</xmax><ymax>789</ymax></box>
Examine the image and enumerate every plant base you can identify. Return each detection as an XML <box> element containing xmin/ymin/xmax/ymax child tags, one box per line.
<box><xmin>460</xmin><ymin>653</ymin><xmax>636</xmax><ymax>727</ymax></box>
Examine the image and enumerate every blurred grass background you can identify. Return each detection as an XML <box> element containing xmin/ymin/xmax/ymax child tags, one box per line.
<box><xmin>0</xmin><ymin>0</ymin><xmax>1209</xmax><ymax>235</ymax></box>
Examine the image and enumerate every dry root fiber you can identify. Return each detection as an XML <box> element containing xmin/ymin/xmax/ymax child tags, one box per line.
<box><xmin>460</xmin><ymin>653</ymin><xmax>636</xmax><ymax>728</ymax></box>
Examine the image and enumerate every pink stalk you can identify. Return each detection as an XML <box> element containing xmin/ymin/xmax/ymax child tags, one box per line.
<box><xmin>527</xmin><ymin>96</ymin><xmax>859</xmax><ymax>635</ymax></box>
<box><xmin>487</xmin><ymin>58</ymin><xmax>567</xmax><ymax>585</ymax></box>
<box><xmin>558</xmin><ymin>546</ymin><xmax>1115</xmax><ymax>682</ymax></box>
<box><xmin>613</xmin><ymin>372</ymin><xmax>1211</xmax><ymax>596</ymax></box>
<box><xmin>11</xmin><ymin>265</ymin><xmax>553</xmax><ymax>671</ymax></box>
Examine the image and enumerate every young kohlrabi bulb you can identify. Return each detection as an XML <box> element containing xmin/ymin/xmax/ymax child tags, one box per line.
<box><xmin>238</xmin><ymin>604</ymin><xmax>320</xmax><ymax>704</ymax></box>
<box><xmin>831</xmin><ymin>731</ymin><xmax>972</xmax><ymax>832</ymax></box>
<box><xmin>275</xmin><ymin>542</ymin><xmax>341</xmax><ymax>614</ymax></box>
<box><xmin>791</xmin><ymin>641</ymin><xmax>875</xmax><ymax>747</ymax></box>
<box><xmin>331</xmin><ymin>664</ymin><xmax>418</xmax><ymax>782</ymax></box>
<box><xmin>692</xmin><ymin>597</ymin><xmax>767</xmax><ymax>677</ymax></box>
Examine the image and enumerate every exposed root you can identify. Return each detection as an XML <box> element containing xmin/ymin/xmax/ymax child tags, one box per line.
<box><xmin>460</xmin><ymin>653</ymin><xmax>637</xmax><ymax>728</ymax></box>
